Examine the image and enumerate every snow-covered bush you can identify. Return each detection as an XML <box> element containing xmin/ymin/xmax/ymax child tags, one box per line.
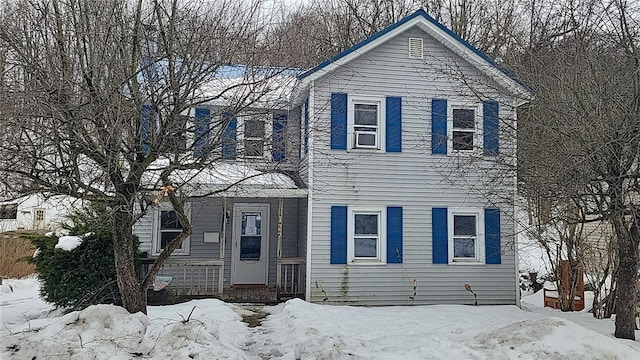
<box><xmin>28</xmin><ymin>205</ymin><xmax>140</xmax><ymax>310</ymax></box>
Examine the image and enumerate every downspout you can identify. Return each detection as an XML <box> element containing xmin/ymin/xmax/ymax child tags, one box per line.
<box><xmin>513</xmin><ymin>101</ymin><xmax>521</xmax><ymax>308</ymax></box>
<box><xmin>277</xmin><ymin>197</ymin><xmax>283</xmax><ymax>259</ymax></box>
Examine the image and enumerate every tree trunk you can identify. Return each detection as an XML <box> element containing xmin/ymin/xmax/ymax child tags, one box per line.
<box><xmin>614</xmin><ymin>218</ymin><xmax>639</xmax><ymax>340</ymax></box>
<box><xmin>113</xmin><ymin>206</ymin><xmax>147</xmax><ymax>314</ymax></box>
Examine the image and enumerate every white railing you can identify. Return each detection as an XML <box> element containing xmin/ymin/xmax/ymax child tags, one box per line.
<box><xmin>146</xmin><ymin>259</ymin><xmax>224</xmax><ymax>296</ymax></box>
<box><xmin>276</xmin><ymin>258</ymin><xmax>305</xmax><ymax>298</ymax></box>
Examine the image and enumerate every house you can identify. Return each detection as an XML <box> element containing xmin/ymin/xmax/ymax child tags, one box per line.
<box><xmin>134</xmin><ymin>9</ymin><xmax>531</xmax><ymax>305</ymax></box>
<box><xmin>0</xmin><ymin>194</ymin><xmax>76</xmax><ymax>233</ymax></box>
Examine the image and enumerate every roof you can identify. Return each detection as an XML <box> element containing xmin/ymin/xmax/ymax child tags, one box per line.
<box><xmin>143</xmin><ymin>161</ymin><xmax>307</xmax><ymax>198</ymax></box>
<box><xmin>139</xmin><ymin>62</ymin><xmax>302</xmax><ymax>110</ymax></box>
<box><xmin>296</xmin><ymin>9</ymin><xmax>531</xmax><ymax>99</ymax></box>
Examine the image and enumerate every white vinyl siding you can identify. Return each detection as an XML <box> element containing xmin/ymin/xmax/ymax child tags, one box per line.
<box><xmin>307</xmin><ymin>25</ymin><xmax>517</xmax><ymax>305</ymax></box>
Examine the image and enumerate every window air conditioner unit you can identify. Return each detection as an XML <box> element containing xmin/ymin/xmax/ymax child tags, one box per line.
<box><xmin>354</xmin><ymin>131</ymin><xmax>377</xmax><ymax>149</ymax></box>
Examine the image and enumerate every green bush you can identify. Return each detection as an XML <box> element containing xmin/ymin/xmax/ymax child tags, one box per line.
<box><xmin>28</xmin><ymin>205</ymin><xmax>140</xmax><ymax>310</ymax></box>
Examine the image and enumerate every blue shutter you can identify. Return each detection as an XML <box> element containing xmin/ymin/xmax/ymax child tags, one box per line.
<box><xmin>386</xmin><ymin>206</ymin><xmax>403</xmax><ymax>263</ymax></box>
<box><xmin>386</xmin><ymin>96</ymin><xmax>402</xmax><ymax>152</ymax></box>
<box><xmin>140</xmin><ymin>104</ymin><xmax>153</xmax><ymax>156</ymax></box>
<box><xmin>483</xmin><ymin>100</ymin><xmax>499</xmax><ymax>156</ymax></box>
<box><xmin>432</xmin><ymin>207</ymin><xmax>448</xmax><ymax>264</ymax></box>
<box><xmin>272</xmin><ymin>112</ymin><xmax>287</xmax><ymax>161</ymax></box>
<box><xmin>222</xmin><ymin>113</ymin><xmax>237</xmax><ymax>160</ymax></box>
<box><xmin>431</xmin><ymin>99</ymin><xmax>447</xmax><ymax>154</ymax></box>
<box><xmin>193</xmin><ymin>107</ymin><xmax>210</xmax><ymax>158</ymax></box>
<box><xmin>330</xmin><ymin>93</ymin><xmax>347</xmax><ymax>150</ymax></box>
<box><xmin>485</xmin><ymin>208</ymin><xmax>501</xmax><ymax>264</ymax></box>
<box><xmin>304</xmin><ymin>97</ymin><xmax>309</xmax><ymax>154</ymax></box>
<box><xmin>330</xmin><ymin>206</ymin><xmax>347</xmax><ymax>264</ymax></box>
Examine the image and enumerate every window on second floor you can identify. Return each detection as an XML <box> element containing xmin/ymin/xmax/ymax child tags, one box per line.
<box><xmin>348</xmin><ymin>96</ymin><xmax>385</xmax><ymax>150</ymax></box>
<box><xmin>449</xmin><ymin>105</ymin><xmax>482</xmax><ymax>153</ymax></box>
<box><xmin>243</xmin><ymin>117</ymin><xmax>266</xmax><ymax>158</ymax></box>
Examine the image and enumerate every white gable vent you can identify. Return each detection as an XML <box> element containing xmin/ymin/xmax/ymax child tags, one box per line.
<box><xmin>408</xmin><ymin>37</ymin><xmax>424</xmax><ymax>59</ymax></box>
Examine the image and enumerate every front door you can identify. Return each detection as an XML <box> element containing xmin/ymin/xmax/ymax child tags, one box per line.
<box><xmin>231</xmin><ymin>203</ymin><xmax>269</xmax><ymax>285</ymax></box>
<box><xmin>33</xmin><ymin>208</ymin><xmax>45</xmax><ymax>230</ymax></box>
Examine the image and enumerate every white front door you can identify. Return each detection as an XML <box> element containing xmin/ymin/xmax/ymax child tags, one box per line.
<box><xmin>231</xmin><ymin>203</ymin><xmax>269</xmax><ymax>285</ymax></box>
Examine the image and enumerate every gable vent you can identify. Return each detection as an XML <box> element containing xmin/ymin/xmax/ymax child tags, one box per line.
<box><xmin>408</xmin><ymin>37</ymin><xmax>424</xmax><ymax>59</ymax></box>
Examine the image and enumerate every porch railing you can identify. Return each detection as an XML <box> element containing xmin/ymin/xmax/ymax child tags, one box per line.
<box><xmin>141</xmin><ymin>258</ymin><xmax>224</xmax><ymax>296</ymax></box>
<box><xmin>276</xmin><ymin>258</ymin><xmax>305</xmax><ymax>299</ymax></box>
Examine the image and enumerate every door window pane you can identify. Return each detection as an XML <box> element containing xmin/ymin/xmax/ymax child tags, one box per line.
<box><xmin>240</xmin><ymin>236</ymin><xmax>261</xmax><ymax>260</ymax></box>
<box><xmin>241</xmin><ymin>213</ymin><xmax>261</xmax><ymax>236</ymax></box>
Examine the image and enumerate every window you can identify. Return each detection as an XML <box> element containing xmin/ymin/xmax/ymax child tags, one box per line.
<box><xmin>348</xmin><ymin>96</ymin><xmax>385</xmax><ymax>150</ymax></box>
<box><xmin>243</xmin><ymin>117</ymin><xmax>266</xmax><ymax>158</ymax></box>
<box><xmin>448</xmin><ymin>209</ymin><xmax>484</xmax><ymax>263</ymax></box>
<box><xmin>34</xmin><ymin>209</ymin><xmax>45</xmax><ymax>222</ymax></box>
<box><xmin>240</xmin><ymin>212</ymin><xmax>262</xmax><ymax>260</ymax></box>
<box><xmin>153</xmin><ymin>206</ymin><xmax>190</xmax><ymax>255</ymax></box>
<box><xmin>166</xmin><ymin>116</ymin><xmax>187</xmax><ymax>153</ymax></box>
<box><xmin>0</xmin><ymin>204</ymin><xmax>17</xmax><ymax>219</ymax></box>
<box><xmin>347</xmin><ymin>208</ymin><xmax>386</xmax><ymax>263</ymax></box>
<box><xmin>449</xmin><ymin>105</ymin><xmax>482</xmax><ymax>153</ymax></box>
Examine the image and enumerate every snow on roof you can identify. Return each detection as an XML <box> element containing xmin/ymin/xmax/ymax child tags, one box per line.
<box><xmin>143</xmin><ymin>161</ymin><xmax>301</xmax><ymax>197</ymax></box>
<box><xmin>197</xmin><ymin>65</ymin><xmax>299</xmax><ymax>110</ymax></box>
<box><xmin>139</xmin><ymin>62</ymin><xmax>300</xmax><ymax>110</ymax></box>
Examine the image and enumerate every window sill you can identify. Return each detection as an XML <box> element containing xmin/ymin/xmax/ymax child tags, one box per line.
<box><xmin>346</xmin><ymin>147</ymin><xmax>383</xmax><ymax>153</ymax></box>
<box><xmin>348</xmin><ymin>260</ymin><xmax>387</xmax><ymax>266</ymax></box>
<box><xmin>448</xmin><ymin>260</ymin><xmax>485</xmax><ymax>265</ymax></box>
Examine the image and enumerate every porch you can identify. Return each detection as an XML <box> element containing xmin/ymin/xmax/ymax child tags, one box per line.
<box><xmin>141</xmin><ymin>257</ymin><xmax>305</xmax><ymax>304</ymax></box>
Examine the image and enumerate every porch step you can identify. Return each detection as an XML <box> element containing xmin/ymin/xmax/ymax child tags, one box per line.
<box><xmin>223</xmin><ymin>286</ymin><xmax>278</xmax><ymax>304</ymax></box>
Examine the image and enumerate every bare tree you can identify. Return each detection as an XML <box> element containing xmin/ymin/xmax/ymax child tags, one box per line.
<box><xmin>0</xmin><ymin>0</ymin><xmax>290</xmax><ymax>314</ymax></box>
<box><xmin>517</xmin><ymin>0</ymin><xmax>640</xmax><ymax>340</ymax></box>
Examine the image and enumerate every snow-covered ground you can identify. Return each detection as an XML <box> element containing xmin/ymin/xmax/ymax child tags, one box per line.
<box><xmin>1</xmin><ymin>278</ymin><xmax>640</xmax><ymax>359</ymax></box>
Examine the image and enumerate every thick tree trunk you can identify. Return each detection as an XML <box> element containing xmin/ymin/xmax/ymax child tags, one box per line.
<box><xmin>113</xmin><ymin>206</ymin><xmax>147</xmax><ymax>314</ymax></box>
<box><xmin>614</xmin><ymin>218</ymin><xmax>639</xmax><ymax>340</ymax></box>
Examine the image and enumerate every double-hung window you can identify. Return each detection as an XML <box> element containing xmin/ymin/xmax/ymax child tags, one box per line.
<box><xmin>449</xmin><ymin>105</ymin><xmax>481</xmax><ymax>152</ymax></box>
<box><xmin>449</xmin><ymin>209</ymin><xmax>484</xmax><ymax>263</ymax></box>
<box><xmin>153</xmin><ymin>206</ymin><xmax>190</xmax><ymax>256</ymax></box>
<box><xmin>243</xmin><ymin>117</ymin><xmax>266</xmax><ymax>158</ymax></box>
<box><xmin>349</xmin><ymin>96</ymin><xmax>384</xmax><ymax>150</ymax></box>
<box><xmin>348</xmin><ymin>208</ymin><xmax>386</xmax><ymax>263</ymax></box>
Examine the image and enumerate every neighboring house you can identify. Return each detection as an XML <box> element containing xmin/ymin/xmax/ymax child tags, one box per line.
<box><xmin>0</xmin><ymin>194</ymin><xmax>76</xmax><ymax>232</ymax></box>
<box><xmin>134</xmin><ymin>10</ymin><xmax>531</xmax><ymax>305</ymax></box>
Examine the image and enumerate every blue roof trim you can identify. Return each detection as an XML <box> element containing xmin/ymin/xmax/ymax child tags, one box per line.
<box><xmin>297</xmin><ymin>9</ymin><xmax>530</xmax><ymax>92</ymax></box>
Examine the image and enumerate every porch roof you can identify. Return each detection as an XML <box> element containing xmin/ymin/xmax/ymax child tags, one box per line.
<box><xmin>146</xmin><ymin>162</ymin><xmax>307</xmax><ymax>198</ymax></box>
